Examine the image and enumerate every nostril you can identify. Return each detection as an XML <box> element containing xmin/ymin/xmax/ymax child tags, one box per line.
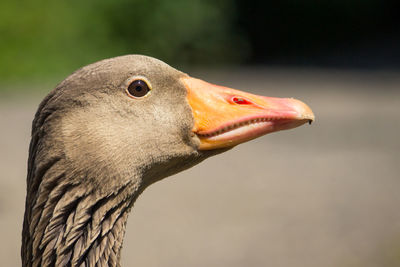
<box><xmin>232</xmin><ymin>96</ymin><xmax>252</xmax><ymax>105</ymax></box>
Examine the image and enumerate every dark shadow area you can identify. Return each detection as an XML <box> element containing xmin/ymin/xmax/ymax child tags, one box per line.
<box><xmin>235</xmin><ymin>0</ymin><xmax>400</xmax><ymax>69</ymax></box>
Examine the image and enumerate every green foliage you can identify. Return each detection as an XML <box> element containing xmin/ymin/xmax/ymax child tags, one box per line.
<box><xmin>0</xmin><ymin>0</ymin><xmax>246</xmax><ymax>82</ymax></box>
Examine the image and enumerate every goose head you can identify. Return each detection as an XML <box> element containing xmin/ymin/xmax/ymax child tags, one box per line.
<box><xmin>22</xmin><ymin>55</ymin><xmax>314</xmax><ymax>266</ymax></box>
<box><xmin>52</xmin><ymin>55</ymin><xmax>313</xmax><ymax>187</ymax></box>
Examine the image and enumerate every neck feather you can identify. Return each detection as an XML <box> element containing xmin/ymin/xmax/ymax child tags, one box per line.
<box><xmin>22</xmin><ymin>156</ymin><xmax>141</xmax><ymax>267</ymax></box>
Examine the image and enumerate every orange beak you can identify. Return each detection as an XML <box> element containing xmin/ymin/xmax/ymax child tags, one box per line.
<box><xmin>181</xmin><ymin>77</ymin><xmax>315</xmax><ymax>150</ymax></box>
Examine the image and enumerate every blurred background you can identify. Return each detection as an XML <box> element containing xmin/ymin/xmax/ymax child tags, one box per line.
<box><xmin>1</xmin><ymin>0</ymin><xmax>399</xmax><ymax>266</ymax></box>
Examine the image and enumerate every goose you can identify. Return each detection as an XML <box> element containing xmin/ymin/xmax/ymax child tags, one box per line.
<box><xmin>22</xmin><ymin>55</ymin><xmax>314</xmax><ymax>267</ymax></box>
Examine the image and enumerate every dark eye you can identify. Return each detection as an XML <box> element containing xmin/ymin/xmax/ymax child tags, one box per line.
<box><xmin>127</xmin><ymin>79</ymin><xmax>150</xmax><ymax>98</ymax></box>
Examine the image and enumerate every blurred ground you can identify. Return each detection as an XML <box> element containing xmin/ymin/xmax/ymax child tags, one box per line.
<box><xmin>1</xmin><ymin>68</ymin><xmax>399</xmax><ymax>267</ymax></box>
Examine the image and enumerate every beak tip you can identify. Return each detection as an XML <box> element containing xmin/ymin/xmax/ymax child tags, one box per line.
<box><xmin>291</xmin><ymin>99</ymin><xmax>315</xmax><ymax>123</ymax></box>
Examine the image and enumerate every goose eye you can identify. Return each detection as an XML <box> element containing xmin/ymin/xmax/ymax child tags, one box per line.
<box><xmin>127</xmin><ymin>79</ymin><xmax>150</xmax><ymax>98</ymax></box>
